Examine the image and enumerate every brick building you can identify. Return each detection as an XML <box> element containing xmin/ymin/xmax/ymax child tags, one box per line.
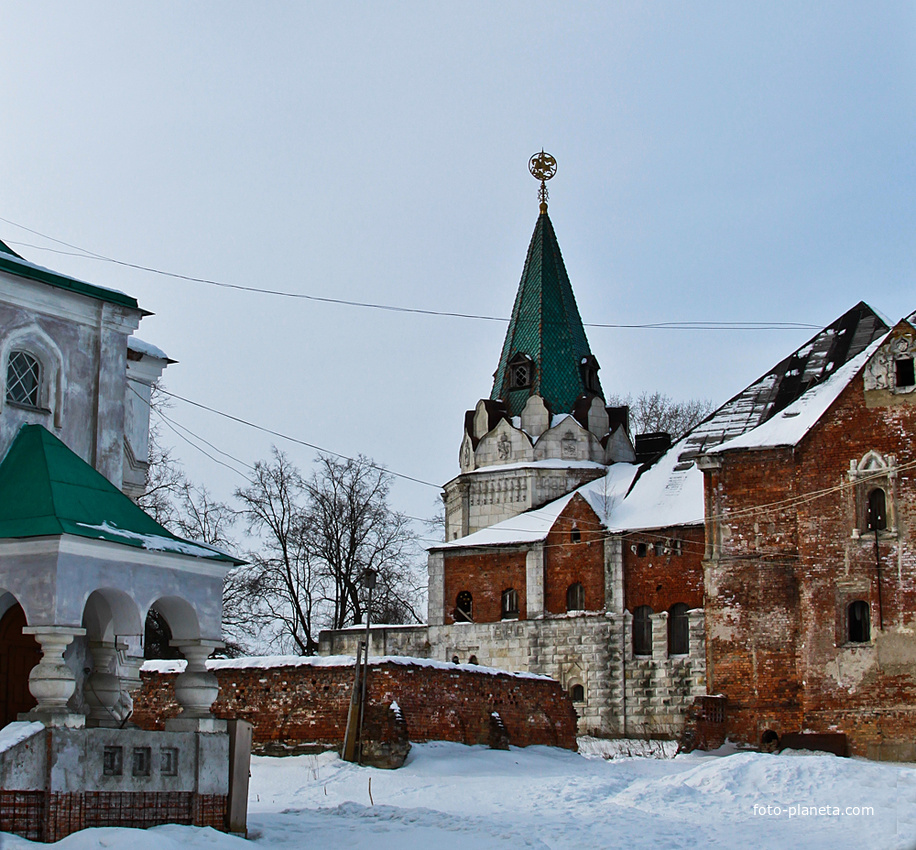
<box><xmin>321</xmin><ymin>178</ymin><xmax>913</xmax><ymax>756</ymax></box>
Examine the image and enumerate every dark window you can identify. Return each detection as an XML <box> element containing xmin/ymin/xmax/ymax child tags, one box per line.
<box><xmin>468</xmin><ymin>655</ymin><xmax>478</xmax><ymax>665</ymax></box>
<box><xmin>132</xmin><ymin>747</ymin><xmax>151</xmax><ymax>777</ymax></box>
<box><xmin>510</xmin><ymin>361</ymin><xmax>532</xmax><ymax>389</ymax></box>
<box><xmin>501</xmin><ymin>588</ymin><xmax>519</xmax><ymax>619</ymax></box>
<box><xmin>632</xmin><ymin>606</ymin><xmax>653</xmax><ymax>656</ymax></box>
<box><xmin>896</xmin><ymin>358</ymin><xmax>915</xmax><ymax>388</ymax></box>
<box><xmin>636</xmin><ymin>543</ymin><xmax>647</xmax><ymax>557</ymax></box>
<box><xmin>668</xmin><ymin>603</ymin><xmax>689</xmax><ymax>655</ymax></box>
<box><xmin>571</xmin><ymin>526</ymin><xmax>581</xmax><ymax>543</ymax></box>
<box><xmin>161</xmin><ymin>747</ymin><xmax>178</xmax><ymax>777</ymax></box>
<box><xmin>7</xmin><ymin>351</ymin><xmax>40</xmax><ymax>407</ymax></box>
<box><xmin>566</xmin><ymin>582</ymin><xmax>585</xmax><ymax>612</ymax></box>
<box><xmin>570</xmin><ymin>684</ymin><xmax>585</xmax><ymax>702</ymax></box>
<box><xmin>848</xmin><ymin>600</ymin><xmax>870</xmax><ymax>643</ymax></box>
<box><xmin>103</xmin><ymin>746</ymin><xmax>123</xmax><ymax>776</ymax></box>
<box><xmin>455</xmin><ymin>591</ymin><xmax>473</xmax><ymax>623</ymax></box>
<box><xmin>867</xmin><ymin>488</ymin><xmax>887</xmax><ymax>531</ymax></box>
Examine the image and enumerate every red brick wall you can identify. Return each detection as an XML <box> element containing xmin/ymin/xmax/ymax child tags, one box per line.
<box><xmin>703</xmin><ymin>366</ymin><xmax>916</xmax><ymax>757</ymax></box>
<box><xmin>623</xmin><ymin>525</ymin><xmax>705</xmax><ymax>613</ymax></box>
<box><xmin>443</xmin><ymin>549</ymin><xmax>528</xmax><ymax>623</ymax></box>
<box><xmin>134</xmin><ymin>659</ymin><xmax>578</xmax><ymax>751</ymax></box>
<box><xmin>543</xmin><ymin>495</ymin><xmax>605</xmax><ymax>614</ymax></box>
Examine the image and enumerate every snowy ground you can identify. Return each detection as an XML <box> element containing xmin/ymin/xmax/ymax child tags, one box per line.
<box><xmin>3</xmin><ymin>740</ymin><xmax>916</xmax><ymax>850</ymax></box>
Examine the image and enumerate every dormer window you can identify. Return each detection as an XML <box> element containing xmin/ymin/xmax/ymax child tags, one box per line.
<box><xmin>896</xmin><ymin>358</ymin><xmax>915</xmax><ymax>389</ymax></box>
<box><xmin>580</xmin><ymin>355</ymin><xmax>601</xmax><ymax>394</ymax></box>
<box><xmin>7</xmin><ymin>351</ymin><xmax>41</xmax><ymax>408</ymax></box>
<box><xmin>508</xmin><ymin>353</ymin><xmax>533</xmax><ymax>390</ymax></box>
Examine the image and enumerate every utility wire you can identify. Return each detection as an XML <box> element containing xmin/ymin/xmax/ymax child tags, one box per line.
<box><xmin>1</xmin><ymin>220</ymin><xmax>820</xmax><ymax>330</ymax></box>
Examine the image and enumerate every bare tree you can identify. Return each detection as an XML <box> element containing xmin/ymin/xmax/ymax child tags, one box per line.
<box><xmin>231</xmin><ymin>449</ymin><xmax>422</xmax><ymax>655</ymax></box>
<box><xmin>136</xmin><ymin>384</ymin><xmax>186</xmax><ymax>527</ymax></box>
<box><xmin>608</xmin><ymin>391</ymin><xmax>714</xmax><ymax>441</ymax></box>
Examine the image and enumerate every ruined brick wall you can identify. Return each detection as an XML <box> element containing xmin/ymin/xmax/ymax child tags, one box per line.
<box><xmin>443</xmin><ymin>548</ymin><xmax>528</xmax><ymax>624</ymax></box>
<box><xmin>543</xmin><ymin>495</ymin><xmax>606</xmax><ymax>614</ymax></box>
<box><xmin>134</xmin><ymin>658</ymin><xmax>578</xmax><ymax>752</ymax></box>
<box><xmin>703</xmin><ymin>361</ymin><xmax>916</xmax><ymax>758</ymax></box>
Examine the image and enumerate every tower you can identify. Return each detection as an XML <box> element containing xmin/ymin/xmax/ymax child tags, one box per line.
<box><xmin>443</xmin><ymin>153</ymin><xmax>635</xmax><ymax>540</ymax></box>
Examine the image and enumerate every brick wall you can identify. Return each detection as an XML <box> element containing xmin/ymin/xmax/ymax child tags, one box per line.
<box><xmin>443</xmin><ymin>548</ymin><xmax>528</xmax><ymax>624</ymax></box>
<box><xmin>703</xmin><ymin>361</ymin><xmax>916</xmax><ymax>758</ymax></box>
<box><xmin>543</xmin><ymin>495</ymin><xmax>606</xmax><ymax>614</ymax></box>
<box><xmin>623</xmin><ymin>525</ymin><xmax>705</xmax><ymax>612</ymax></box>
<box><xmin>134</xmin><ymin>658</ymin><xmax>578</xmax><ymax>752</ymax></box>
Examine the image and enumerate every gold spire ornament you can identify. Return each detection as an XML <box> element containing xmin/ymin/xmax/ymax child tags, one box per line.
<box><xmin>528</xmin><ymin>150</ymin><xmax>557</xmax><ymax>213</ymax></box>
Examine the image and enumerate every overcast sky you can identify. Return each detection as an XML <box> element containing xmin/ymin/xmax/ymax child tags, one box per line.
<box><xmin>2</xmin><ymin>2</ymin><xmax>914</xmax><ymax>536</ymax></box>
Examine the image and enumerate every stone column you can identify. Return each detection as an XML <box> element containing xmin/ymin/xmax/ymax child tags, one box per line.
<box><xmin>21</xmin><ymin>625</ymin><xmax>86</xmax><ymax>727</ymax></box>
<box><xmin>166</xmin><ymin>639</ymin><xmax>226</xmax><ymax>732</ymax></box>
<box><xmin>526</xmin><ymin>544</ymin><xmax>545</xmax><ymax>618</ymax></box>
<box><xmin>85</xmin><ymin>640</ymin><xmax>137</xmax><ymax>726</ymax></box>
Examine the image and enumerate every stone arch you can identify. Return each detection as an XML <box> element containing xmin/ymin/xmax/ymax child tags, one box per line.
<box><xmin>144</xmin><ymin>596</ymin><xmax>200</xmax><ymax>659</ymax></box>
<box><xmin>82</xmin><ymin>588</ymin><xmax>143</xmax><ymax>644</ymax></box>
<box><xmin>0</xmin><ymin>591</ymin><xmax>40</xmax><ymax>727</ymax></box>
<box><xmin>0</xmin><ymin>322</ymin><xmax>66</xmax><ymax>428</ymax></box>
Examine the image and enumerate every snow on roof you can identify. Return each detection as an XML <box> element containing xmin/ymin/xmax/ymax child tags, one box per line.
<box><xmin>142</xmin><ymin>654</ymin><xmax>553</xmax><ymax>681</ymax></box>
<box><xmin>602</xmin><ymin>445</ymin><xmax>705</xmax><ymax>532</ymax></box>
<box><xmin>128</xmin><ymin>336</ymin><xmax>170</xmax><ymax>361</ymax></box>
<box><xmin>706</xmin><ymin>333</ymin><xmax>887</xmax><ymax>454</ymax></box>
<box><xmin>76</xmin><ymin>521</ymin><xmax>238</xmax><ymax>562</ymax></box>
<box><xmin>465</xmin><ymin>459</ymin><xmax>606</xmax><ymax>476</ymax></box>
<box><xmin>0</xmin><ymin>721</ymin><xmax>43</xmax><ymax>755</ymax></box>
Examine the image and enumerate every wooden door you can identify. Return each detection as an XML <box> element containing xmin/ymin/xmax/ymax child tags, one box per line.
<box><xmin>0</xmin><ymin>604</ymin><xmax>40</xmax><ymax>726</ymax></box>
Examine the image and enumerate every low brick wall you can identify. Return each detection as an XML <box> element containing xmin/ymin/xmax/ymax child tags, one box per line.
<box><xmin>134</xmin><ymin>656</ymin><xmax>578</xmax><ymax>753</ymax></box>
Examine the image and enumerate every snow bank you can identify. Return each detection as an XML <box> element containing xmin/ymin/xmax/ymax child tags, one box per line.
<box><xmin>0</xmin><ymin>721</ymin><xmax>43</xmax><ymax>755</ymax></box>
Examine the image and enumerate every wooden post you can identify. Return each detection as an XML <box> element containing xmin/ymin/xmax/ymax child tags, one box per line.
<box><xmin>341</xmin><ymin>642</ymin><xmax>364</xmax><ymax>762</ymax></box>
<box><xmin>227</xmin><ymin>719</ymin><xmax>253</xmax><ymax>836</ymax></box>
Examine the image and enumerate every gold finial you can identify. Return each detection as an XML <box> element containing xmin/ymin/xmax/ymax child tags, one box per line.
<box><xmin>529</xmin><ymin>150</ymin><xmax>557</xmax><ymax>213</ymax></box>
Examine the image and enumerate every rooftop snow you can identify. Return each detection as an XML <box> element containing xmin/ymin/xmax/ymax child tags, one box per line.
<box><xmin>0</xmin><ymin>721</ymin><xmax>43</xmax><ymax>755</ymax></box>
<box><xmin>128</xmin><ymin>336</ymin><xmax>171</xmax><ymax>361</ymax></box>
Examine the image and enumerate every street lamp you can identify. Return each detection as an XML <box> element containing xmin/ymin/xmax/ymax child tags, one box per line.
<box><xmin>357</xmin><ymin>568</ymin><xmax>378</xmax><ymax>764</ymax></box>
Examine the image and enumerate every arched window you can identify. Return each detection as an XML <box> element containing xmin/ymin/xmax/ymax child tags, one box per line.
<box><xmin>570</xmin><ymin>684</ymin><xmax>585</xmax><ymax>702</ymax></box>
<box><xmin>501</xmin><ymin>588</ymin><xmax>519</xmax><ymax>620</ymax></box>
<box><xmin>455</xmin><ymin>591</ymin><xmax>473</xmax><ymax>623</ymax></box>
<box><xmin>571</xmin><ymin>526</ymin><xmax>581</xmax><ymax>543</ymax></box>
<box><xmin>848</xmin><ymin>600</ymin><xmax>870</xmax><ymax>643</ymax></box>
<box><xmin>867</xmin><ymin>488</ymin><xmax>887</xmax><ymax>531</ymax></box>
<box><xmin>566</xmin><ymin>582</ymin><xmax>585</xmax><ymax>612</ymax></box>
<box><xmin>7</xmin><ymin>350</ymin><xmax>41</xmax><ymax>408</ymax></box>
<box><xmin>668</xmin><ymin>603</ymin><xmax>689</xmax><ymax>655</ymax></box>
<box><xmin>632</xmin><ymin>606</ymin><xmax>653</xmax><ymax>656</ymax></box>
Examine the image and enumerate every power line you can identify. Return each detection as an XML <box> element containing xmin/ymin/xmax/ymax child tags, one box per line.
<box><xmin>1</xmin><ymin>220</ymin><xmax>820</xmax><ymax>331</ymax></box>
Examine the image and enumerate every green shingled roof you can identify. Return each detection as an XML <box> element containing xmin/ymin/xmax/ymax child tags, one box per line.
<box><xmin>0</xmin><ymin>240</ymin><xmax>141</xmax><ymax>311</ymax></box>
<box><xmin>490</xmin><ymin>210</ymin><xmax>602</xmax><ymax>417</ymax></box>
<box><xmin>0</xmin><ymin>424</ymin><xmax>241</xmax><ymax>564</ymax></box>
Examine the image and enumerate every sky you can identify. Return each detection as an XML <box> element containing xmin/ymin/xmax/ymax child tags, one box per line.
<box><xmin>1</xmin><ymin>2</ymin><xmax>914</xmax><ymax>537</ymax></box>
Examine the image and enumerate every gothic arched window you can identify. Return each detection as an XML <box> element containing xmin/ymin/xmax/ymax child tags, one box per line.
<box><xmin>7</xmin><ymin>350</ymin><xmax>41</xmax><ymax>408</ymax></box>
<box><xmin>455</xmin><ymin>591</ymin><xmax>473</xmax><ymax>623</ymax></box>
<box><xmin>848</xmin><ymin>600</ymin><xmax>870</xmax><ymax>644</ymax></box>
<box><xmin>633</xmin><ymin>606</ymin><xmax>653</xmax><ymax>656</ymax></box>
<box><xmin>668</xmin><ymin>603</ymin><xmax>689</xmax><ymax>656</ymax></box>
<box><xmin>566</xmin><ymin>582</ymin><xmax>585</xmax><ymax>612</ymax></box>
<box><xmin>867</xmin><ymin>488</ymin><xmax>887</xmax><ymax>532</ymax></box>
<box><xmin>570</xmin><ymin>684</ymin><xmax>585</xmax><ymax>702</ymax></box>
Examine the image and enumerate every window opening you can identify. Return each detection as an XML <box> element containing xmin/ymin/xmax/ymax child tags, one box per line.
<box><xmin>571</xmin><ymin>526</ymin><xmax>581</xmax><ymax>543</ymax></box>
<box><xmin>501</xmin><ymin>588</ymin><xmax>519</xmax><ymax>620</ymax></box>
<box><xmin>132</xmin><ymin>747</ymin><xmax>152</xmax><ymax>777</ymax></box>
<box><xmin>867</xmin><ymin>488</ymin><xmax>887</xmax><ymax>531</ymax></box>
<box><xmin>7</xmin><ymin>351</ymin><xmax>41</xmax><ymax>407</ymax></box>
<box><xmin>570</xmin><ymin>684</ymin><xmax>585</xmax><ymax>702</ymax></box>
<box><xmin>103</xmin><ymin>746</ymin><xmax>123</xmax><ymax>776</ymax></box>
<box><xmin>848</xmin><ymin>600</ymin><xmax>870</xmax><ymax>643</ymax></box>
<box><xmin>636</xmin><ymin>543</ymin><xmax>647</xmax><ymax>558</ymax></box>
<box><xmin>896</xmin><ymin>358</ymin><xmax>915</xmax><ymax>388</ymax></box>
<box><xmin>632</xmin><ymin>606</ymin><xmax>653</xmax><ymax>656</ymax></box>
<box><xmin>455</xmin><ymin>591</ymin><xmax>473</xmax><ymax>623</ymax></box>
<box><xmin>566</xmin><ymin>582</ymin><xmax>585</xmax><ymax>612</ymax></box>
<box><xmin>668</xmin><ymin>603</ymin><xmax>689</xmax><ymax>655</ymax></box>
<box><xmin>160</xmin><ymin>747</ymin><xmax>178</xmax><ymax>776</ymax></box>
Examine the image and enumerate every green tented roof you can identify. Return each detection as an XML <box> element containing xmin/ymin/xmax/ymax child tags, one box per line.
<box><xmin>0</xmin><ymin>241</ymin><xmax>141</xmax><ymax>311</ymax></box>
<box><xmin>490</xmin><ymin>210</ymin><xmax>602</xmax><ymax>417</ymax></box>
<box><xmin>0</xmin><ymin>425</ymin><xmax>241</xmax><ymax>564</ymax></box>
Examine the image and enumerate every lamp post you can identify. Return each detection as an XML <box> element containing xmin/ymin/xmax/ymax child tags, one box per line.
<box><xmin>357</xmin><ymin>568</ymin><xmax>378</xmax><ymax>764</ymax></box>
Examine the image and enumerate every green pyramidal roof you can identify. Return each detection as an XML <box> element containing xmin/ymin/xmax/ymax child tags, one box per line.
<box><xmin>0</xmin><ymin>424</ymin><xmax>241</xmax><ymax>564</ymax></box>
<box><xmin>490</xmin><ymin>210</ymin><xmax>602</xmax><ymax>417</ymax></box>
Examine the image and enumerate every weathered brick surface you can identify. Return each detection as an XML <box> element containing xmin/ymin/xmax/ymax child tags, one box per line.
<box><xmin>134</xmin><ymin>659</ymin><xmax>578</xmax><ymax>751</ymax></box>
<box><xmin>623</xmin><ymin>526</ymin><xmax>705</xmax><ymax>612</ymax></box>
<box><xmin>443</xmin><ymin>549</ymin><xmax>528</xmax><ymax>624</ymax></box>
<box><xmin>704</xmin><ymin>358</ymin><xmax>916</xmax><ymax>757</ymax></box>
<box><xmin>543</xmin><ymin>496</ymin><xmax>606</xmax><ymax>614</ymax></box>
